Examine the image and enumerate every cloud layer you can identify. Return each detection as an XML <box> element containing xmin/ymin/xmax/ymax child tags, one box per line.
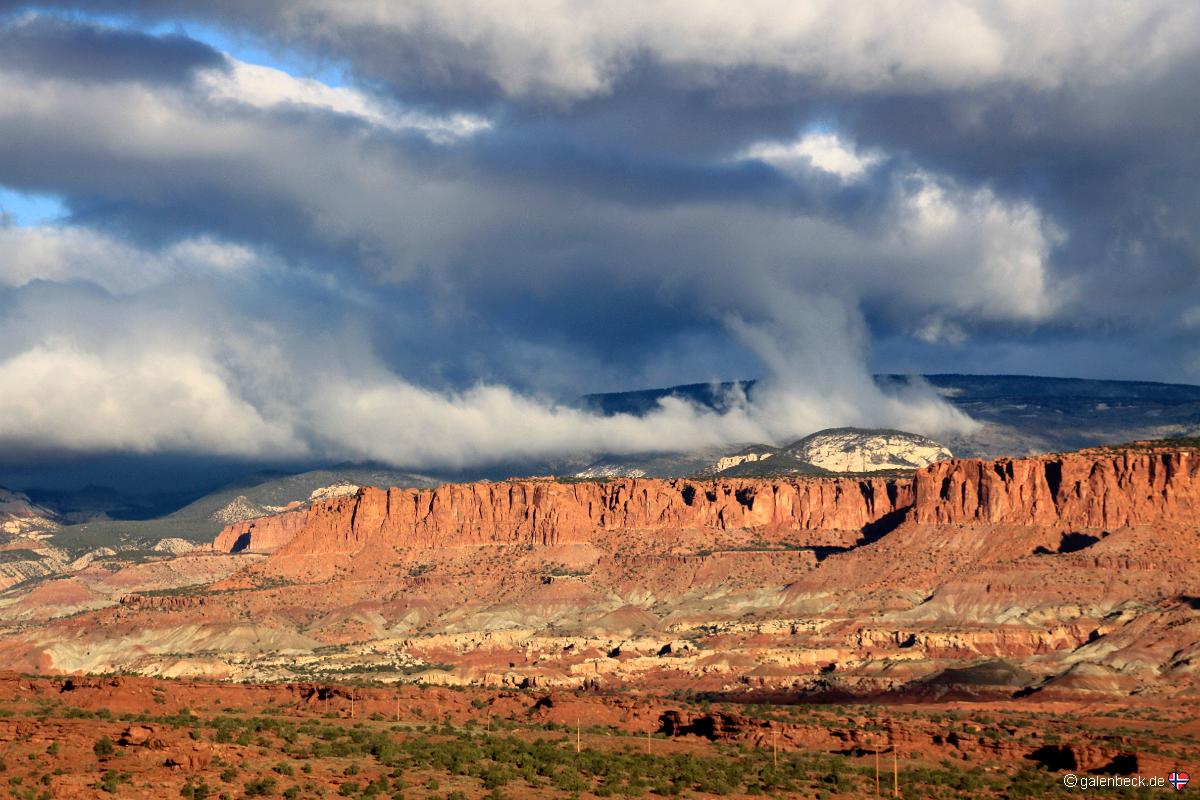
<box><xmin>0</xmin><ymin>5</ymin><xmax>1197</xmax><ymax>471</ymax></box>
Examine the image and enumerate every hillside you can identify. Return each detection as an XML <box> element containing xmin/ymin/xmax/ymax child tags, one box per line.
<box><xmin>40</xmin><ymin>467</ymin><xmax>437</xmax><ymax>553</ymax></box>
<box><xmin>0</xmin><ymin>486</ymin><xmax>59</xmax><ymax>537</ymax></box>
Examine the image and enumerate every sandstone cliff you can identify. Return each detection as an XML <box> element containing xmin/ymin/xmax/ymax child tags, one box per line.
<box><xmin>214</xmin><ymin>446</ymin><xmax>1200</xmax><ymax>558</ymax></box>
<box><xmin>212</xmin><ymin>506</ymin><xmax>307</xmax><ymax>553</ymax></box>
<box><xmin>912</xmin><ymin>449</ymin><xmax>1200</xmax><ymax>527</ymax></box>
<box><xmin>214</xmin><ymin>477</ymin><xmax>911</xmax><ymax>555</ymax></box>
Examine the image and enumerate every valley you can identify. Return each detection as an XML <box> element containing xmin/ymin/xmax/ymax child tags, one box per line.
<box><xmin>0</xmin><ymin>671</ymin><xmax>1194</xmax><ymax>799</ymax></box>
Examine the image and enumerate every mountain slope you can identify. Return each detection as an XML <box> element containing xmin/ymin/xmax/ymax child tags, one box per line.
<box><xmin>0</xmin><ymin>487</ymin><xmax>59</xmax><ymax>537</ymax></box>
<box><xmin>43</xmin><ymin>467</ymin><xmax>438</xmax><ymax>551</ymax></box>
<box><xmin>784</xmin><ymin>428</ymin><xmax>952</xmax><ymax>472</ymax></box>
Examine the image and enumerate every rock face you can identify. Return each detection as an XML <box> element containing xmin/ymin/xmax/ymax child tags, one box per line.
<box><xmin>307</xmin><ymin>481</ymin><xmax>361</xmax><ymax>502</ymax></box>
<box><xmin>267</xmin><ymin>479</ymin><xmax>907</xmax><ymax>561</ymax></box>
<box><xmin>712</xmin><ymin>447</ymin><xmax>778</xmax><ymax>473</ymax></box>
<box><xmin>786</xmin><ymin>427</ymin><xmax>952</xmax><ymax>473</ymax></box>
<box><xmin>213</xmin><ymin>477</ymin><xmax>912</xmax><ymax>556</ymax></box>
<box><xmin>912</xmin><ymin>449</ymin><xmax>1200</xmax><ymax>527</ymax></box>
<box><xmin>215</xmin><ymin>446</ymin><xmax>1200</xmax><ymax>557</ymax></box>
<box><xmin>212</xmin><ymin>506</ymin><xmax>308</xmax><ymax>553</ymax></box>
<box><xmin>209</xmin><ymin>496</ymin><xmax>271</xmax><ymax>526</ymax></box>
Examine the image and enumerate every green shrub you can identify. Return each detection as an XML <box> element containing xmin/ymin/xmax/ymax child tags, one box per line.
<box><xmin>181</xmin><ymin>778</ymin><xmax>212</xmax><ymax>799</ymax></box>
<box><xmin>243</xmin><ymin>776</ymin><xmax>277</xmax><ymax>797</ymax></box>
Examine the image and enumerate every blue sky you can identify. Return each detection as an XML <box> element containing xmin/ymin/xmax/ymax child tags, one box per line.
<box><xmin>0</xmin><ymin>186</ymin><xmax>64</xmax><ymax>225</ymax></box>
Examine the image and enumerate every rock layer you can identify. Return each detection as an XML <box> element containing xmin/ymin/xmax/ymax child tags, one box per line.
<box><xmin>211</xmin><ymin>477</ymin><xmax>910</xmax><ymax>555</ymax></box>
<box><xmin>912</xmin><ymin>449</ymin><xmax>1200</xmax><ymax>527</ymax></box>
<box><xmin>212</xmin><ymin>507</ymin><xmax>307</xmax><ymax>553</ymax></box>
<box><xmin>264</xmin><ymin>477</ymin><xmax>912</xmax><ymax>556</ymax></box>
<box><xmin>215</xmin><ymin>447</ymin><xmax>1200</xmax><ymax>557</ymax></box>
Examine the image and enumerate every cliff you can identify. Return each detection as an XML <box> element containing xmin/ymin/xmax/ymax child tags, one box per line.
<box><xmin>214</xmin><ymin>477</ymin><xmax>911</xmax><ymax>555</ymax></box>
<box><xmin>213</xmin><ymin>446</ymin><xmax>1200</xmax><ymax>557</ymax></box>
<box><xmin>212</xmin><ymin>506</ymin><xmax>308</xmax><ymax>553</ymax></box>
<box><xmin>912</xmin><ymin>450</ymin><xmax>1200</xmax><ymax>527</ymax></box>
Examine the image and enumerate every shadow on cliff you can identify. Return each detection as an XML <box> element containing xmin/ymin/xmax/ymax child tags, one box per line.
<box><xmin>797</xmin><ymin>507</ymin><xmax>913</xmax><ymax>562</ymax></box>
<box><xmin>1032</xmin><ymin>530</ymin><xmax>1108</xmax><ymax>555</ymax></box>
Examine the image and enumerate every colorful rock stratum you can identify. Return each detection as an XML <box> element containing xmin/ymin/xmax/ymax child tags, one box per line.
<box><xmin>2</xmin><ymin>442</ymin><xmax>1200</xmax><ymax>797</ymax></box>
<box><xmin>0</xmin><ymin>442</ymin><xmax>1194</xmax><ymax>704</ymax></box>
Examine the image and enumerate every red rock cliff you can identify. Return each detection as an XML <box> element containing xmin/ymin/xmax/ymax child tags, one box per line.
<box><xmin>911</xmin><ymin>450</ymin><xmax>1200</xmax><ymax>527</ymax></box>
<box><xmin>212</xmin><ymin>506</ymin><xmax>307</xmax><ymax>553</ymax></box>
<box><xmin>213</xmin><ymin>477</ymin><xmax>911</xmax><ymax>555</ymax></box>
<box><xmin>212</xmin><ymin>447</ymin><xmax>1200</xmax><ymax>557</ymax></box>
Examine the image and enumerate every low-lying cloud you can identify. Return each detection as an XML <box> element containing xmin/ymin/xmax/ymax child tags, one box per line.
<box><xmin>0</xmin><ymin>248</ymin><xmax>976</xmax><ymax>468</ymax></box>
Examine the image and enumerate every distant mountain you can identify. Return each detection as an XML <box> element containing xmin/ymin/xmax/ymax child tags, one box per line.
<box><xmin>0</xmin><ymin>486</ymin><xmax>59</xmax><ymax>537</ymax></box>
<box><xmin>44</xmin><ymin>466</ymin><xmax>438</xmax><ymax>552</ymax></box>
<box><xmin>584</xmin><ymin>374</ymin><xmax>1200</xmax><ymax>458</ymax></box>
<box><xmin>23</xmin><ymin>484</ymin><xmax>198</xmax><ymax>524</ymax></box>
<box><xmin>786</xmin><ymin>428</ymin><xmax>952</xmax><ymax>473</ymax></box>
<box><xmin>578</xmin><ymin>427</ymin><xmax>954</xmax><ymax>479</ymax></box>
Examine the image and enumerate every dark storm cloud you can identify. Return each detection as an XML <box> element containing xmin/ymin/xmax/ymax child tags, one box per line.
<box><xmin>0</xmin><ymin>3</ymin><xmax>1197</xmax><ymax>471</ymax></box>
<box><xmin>0</xmin><ymin>12</ymin><xmax>224</xmax><ymax>83</ymax></box>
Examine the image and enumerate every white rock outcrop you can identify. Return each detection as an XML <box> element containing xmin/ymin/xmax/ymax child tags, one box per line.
<box><xmin>786</xmin><ymin>428</ymin><xmax>952</xmax><ymax>473</ymax></box>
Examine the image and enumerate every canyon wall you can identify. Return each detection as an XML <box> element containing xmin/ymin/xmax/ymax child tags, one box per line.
<box><xmin>213</xmin><ymin>447</ymin><xmax>1200</xmax><ymax>557</ymax></box>
<box><xmin>911</xmin><ymin>450</ymin><xmax>1200</xmax><ymax>527</ymax></box>
<box><xmin>215</xmin><ymin>477</ymin><xmax>911</xmax><ymax>555</ymax></box>
<box><xmin>212</xmin><ymin>507</ymin><xmax>307</xmax><ymax>553</ymax></box>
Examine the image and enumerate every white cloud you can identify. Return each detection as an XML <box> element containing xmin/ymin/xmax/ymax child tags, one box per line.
<box><xmin>888</xmin><ymin>171</ymin><xmax>1065</xmax><ymax>323</ymax></box>
<box><xmin>0</xmin><ymin>222</ymin><xmax>266</xmax><ymax>293</ymax></box>
<box><xmin>0</xmin><ymin>261</ymin><xmax>977</xmax><ymax>466</ymax></box>
<box><xmin>226</xmin><ymin>0</ymin><xmax>1200</xmax><ymax>99</ymax></box>
<box><xmin>198</xmin><ymin>58</ymin><xmax>491</xmax><ymax>142</ymax></box>
<box><xmin>742</xmin><ymin>132</ymin><xmax>882</xmax><ymax>181</ymax></box>
<box><xmin>0</xmin><ymin>339</ymin><xmax>299</xmax><ymax>457</ymax></box>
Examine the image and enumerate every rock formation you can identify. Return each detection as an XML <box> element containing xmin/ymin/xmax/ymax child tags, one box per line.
<box><xmin>211</xmin><ymin>506</ymin><xmax>307</xmax><ymax>553</ymax></box>
<box><xmin>911</xmin><ymin>449</ymin><xmax>1200</xmax><ymax>527</ymax></box>
<box><xmin>213</xmin><ymin>476</ymin><xmax>912</xmax><ymax>555</ymax></box>
<box><xmin>786</xmin><ymin>427</ymin><xmax>953</xmax><ymax>473</ymax></box>
<box><xmin>215</xmin><ymin>445</ymin><xmax>1200</xmax><ymax>558</ymax></box>
<box><xmin>0</xmin><ymin>487</ymin><xmax>59</xmax><ymax>537</ymax></box>
<box><xmin>6</xmin><ymin>442</ymin><xmax>1199</xmax><ymax>697</ymax></box>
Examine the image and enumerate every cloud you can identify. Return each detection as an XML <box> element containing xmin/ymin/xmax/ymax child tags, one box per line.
<box><xmin>197</xmin><ymin>58</ymin><xmax>491</xmax><ymax>142</ymax></box>
<box><xmin>0</xmin><ymin>253</ymin><xmax>975</xmax><ymax>468</ymax></box>
<box><xmin>0</xmin><ymin>7</ymin><xmax>1194</xmax><ymax>475</ymax></box>
<box><xmin>0</xmin><ymin>339</ymin><xmax>299</xmax><ymax>457</ymax></box>
<box><xmin>0</xmin><ymin>27</ymin><xmax>1063</xmax><ymax>465</ymax></box>
<box><xmin>883</xmin><ymin>170</ymin><xmax>1064</xmax><ymax>324</ymax></box>
<box><xmin>0</xmin><ymin>12</ymin><xmax>223</xmax><ymax>84</ymax></box>
<box><xmin>77</xmin><ymin>0</ymin><xmax>1200</xmax><ymax>100</ymax></box>
<box><xmin>741</xmin><ymin>132</ymin><xmax>882</xmax><ymax>181</ymax></box>
<box><xmin>0</xmin><ymin>220</ymin><xmax>266</xmax><ymax>292</ymax></box>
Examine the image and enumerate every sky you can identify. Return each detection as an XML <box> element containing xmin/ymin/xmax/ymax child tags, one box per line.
<box><xmin>0</xmin><ymin>1</ymin><xmax>1199</xmax><ymax>486</ymax></box>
